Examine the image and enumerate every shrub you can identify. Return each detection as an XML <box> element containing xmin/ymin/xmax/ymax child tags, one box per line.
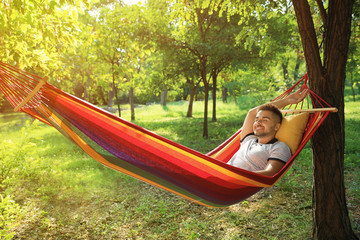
<box><xmin>0</xmin><ymin>195</ymin><xmax>24</xmax><ymax>240</ymax></box>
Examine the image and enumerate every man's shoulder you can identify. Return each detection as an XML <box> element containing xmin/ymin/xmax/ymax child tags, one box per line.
<box><xmin>240</xmin><ymin>133</ymin><xmax>256</xmax><ymax>143</ymax></box>
<box><xmin>273</xmin><ymin>140</ymin><xmax>291</xmax><ymax>152</ymax></box>
<box><xmin>275</xmin><ymin>140</ymin><xmax>289</xmax><ymax>147</ymax></box>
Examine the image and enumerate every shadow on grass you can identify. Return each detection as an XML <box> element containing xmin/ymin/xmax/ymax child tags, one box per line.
<box><xmin>161</xmin><ymin>105</ymin><xmax>169</xmax><ymax>111</ymax></box>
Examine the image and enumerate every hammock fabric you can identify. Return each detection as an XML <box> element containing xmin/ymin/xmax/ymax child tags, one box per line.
<box><xmin>0</xmin><ymin>61</ymin><xmax>335</xmax><ymax>207</ymax></box>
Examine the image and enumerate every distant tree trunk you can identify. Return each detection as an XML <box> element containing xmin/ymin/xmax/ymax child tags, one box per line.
<box><xmin>108</xmin><ymin>84</ymin><xmax>114</xmax><ymax>110</ymax></box>
<box><xmin>160</xmin><ymin>86</ymin><xmax>167</xmax><ymax>106</ymax></box>
<box><xmin>201</xmin><ymin>57</ymin><xmax>209</xmax><ymax>138</ymax></box>
<box><xmin>282</xmin><ymin>61</ymin><xmax>291</xmax><ymax>88</ymax></box>
<box><xmin>187</xmin><ymin>93</ymin><xmax>194</xmax><ymax>117</ymax></box>
<box><xmin>203</xmin><ymin>80</ymin><xmax>209</xmax><ymax>138</ymax></box>
<box><xmin>281</xmin><ymin>60</ymin><xmax>289</xmax><ymax>81</ymax></box>
<box><xmin>111</xmin><ymin>66</ymin><xmax>121</xmax><ymax>117</ymax></box>
<box><xmin>186</xmin><ymin>77</ymin><xmax>201</xmax><ymax>118</ymax></box>
<box><xmin>293</xmin><ymin>1</ymin><xmax>358</xmax><ymax>240</ymax></box>
<box><xmin>212</xmin><ymin>71</ymin><xmax>217</xmax><ymax>122</ymax></box>
<box><xmin>99</xmin><ymin>86</ymin><xmax>107</xmax><ymax>105</ymax></box>
<box><xmin>129</xmin><ymin>86</ymin><xmax>135</xmax><ymax>121</ymax></box>
<box><xmin>222</xmin><ymin>86</ymin><xmax>228</xmax><ymax>103</ymax></box>
<box><xmin>293</xmin><ymin>55</ymin><xmax>301</xmax><ymax>82</ymax></box>
<box><xmin>187</xmin><ymin>83</ymin><xmax>196</xmax><ymax>117</ymax></box>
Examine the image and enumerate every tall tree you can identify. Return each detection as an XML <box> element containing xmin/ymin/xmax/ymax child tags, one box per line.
<box><xmin>169</xmin><ymin>0</ymin><xmax>216</xmax><ymax>137</ymax></box>
<box><xmin>207</xmin><ymin>13</ymin><xmax>243</xmax><ymax>122</ymax></box>
<box><xmin>94</xmin><ymin>2</ymin><xmax>127</xmax><ymax>116</ymax></box>
<box><xmin>58</xmin><ymin>12</ymin><xmax>99</xmax><ymax>102</ymax></box>
<box><xmin>0</xmin><ymin>0</ymin><xmax>88</xmax><ymax>74</ymax></box>
<box><xmin>94</xmin><ymin>2</ymin><xmax>149</xmax><ymax>118</ymax></box>
<box><xmin>146</xmin><ymin>0</ymin><xmax>202</xmax><ymax>115</ymax></box>
<box><xmin>220</xmin><ymin>0</ymin><xmax>358</xmax><ymax>238</ymax></box>
<box><xmin>292</xmin><ymin>1</ymin><xmax>358</xmax><ymax>239</ymax></box>
<box><xmin>165</xmin><ymin>0</ymin><xmax>252</xmax><ymax>137</ymax></box>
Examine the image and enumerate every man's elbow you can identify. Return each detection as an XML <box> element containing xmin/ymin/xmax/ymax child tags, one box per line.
<box><xmin>248</xmin><ymin>107</ymin><xmax>259</xmax><ymax>117</ymax></box>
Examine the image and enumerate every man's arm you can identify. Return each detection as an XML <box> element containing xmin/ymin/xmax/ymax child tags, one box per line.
<box><xmin>254</xmin><ymin>160</ymin><xmax>285</xmax><ymax>176</ymax></box>
<box><xmin>240</xmin><ymin>88</ymin><xmax>309</xmax><ymax>140</ymax></box>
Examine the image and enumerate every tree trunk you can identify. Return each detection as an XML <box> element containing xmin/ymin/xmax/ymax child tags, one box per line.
<box><xmin>293</xmin><ymin>55</ymin><xmax>301</xmax><ymax>82</ymax></box>
<box><xmin>212</xmin><ymin>71</ymin><xmax>217</xmax><ymax>122</ymax></box>
<box><xmin>187</xmin><ymin>77</ymin><xmax>201</xmax><ymax>118</ymax></box>
<box><xmin>203</xmin><ymin>80</ymin><xmax>209</xmax><ymax>138</ymax></box>
<box><xmin>160</xmin><ymin>86</ymin><xmax>167</xmax><ymax>106</ymax></box>
<box><xmin>129</xmin><ymin>86</ymin><xmax>135</xmax><ymax>121</ymax></box>
<box><xmin>112</xmin><ymin>68</ymin><xmax>121</xmax><ymax>117</ymax></box>
<box><xmin>281</xmin><ymin>60</ymin><xmax>289</xmax><ymax>81</ymax></box>
<box><xmin>108</xmin><ymin>83</ymin><xmax>114</xmax><ymax>110</ymax></box>
<box><xmin>222</xmin><ymin>86</ymin><xmax>228</xmax><ymax>103</ymax></box>
<box><xmin>293</xmin><ymin>1</ymin><xmax>358</xmax><ymax>239</ymax></box>
<box><xmin>187</xmin><ymin>83</ymin><xmax>196</xmax><ymax>117</ymax></box>
<box><xmin>282</xmin><ymin>60</ymin><xmax>291</xmax><ymax>88</ymax></box>
<box><xmin>201</xmin><ymin>57</ymin><xmax>209</xmax><ymax>138</ymax></box>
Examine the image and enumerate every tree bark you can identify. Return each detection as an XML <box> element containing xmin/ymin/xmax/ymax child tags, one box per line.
<box><xmin>281</xmin><ymin>60</ymin><xmax>289</xmax><ymax>81</ymax></box>
<box><xmin>201</xmin><ymin>57</ymin><xmax>209</xmax><ymax>138</ymax></box>
<box><xmin>203</xmin><ymin>80</ymin><xmax>209</xmax><ymax>138</ymax></box>
<box><xmin>212</xmin><ymin>71</ymin><xmax>217</xmax><ymax>122</ymax></box>
<box><xmin>108</xmin><ymin>83</ymin><xmax>114</xmax><ymax>111</ymax></box>
<box><xmin>222</xmin><ymin>86</ymin><xmax>228</xmax><ymax>103</ymax></box>
<box><xmin>129</xmin><ymin>86</ymin><xmax>135</xmax><ymax>121</ymax></box>
<box><xmin>187</xmin><ymin>83</ymin><xmax>196</xmax><ymax>117</ymax></box>
<box><xmin>111</xmin><ymin>68</ymin><xmax>121</xmax><ymax>117</ymax></box>
<box><xmin>160</xmin><ymin>86</ymin><xmax>167</xmax><ymax>106</ymax></box>
<box><xmin>186</xmin><ymin>77</ymin><xmax>201</xmax><ymax>118</ymax></box>
<box><xmin>293</xmin><ymin>0</ymin><xmax>358</xmax><ymax>239</ymax></box>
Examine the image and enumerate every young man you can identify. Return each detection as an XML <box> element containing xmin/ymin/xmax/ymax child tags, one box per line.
<box><xmin>227</xmin><ymin>88</ymin><xmax>308</xmax><ymax>176</ymax></box>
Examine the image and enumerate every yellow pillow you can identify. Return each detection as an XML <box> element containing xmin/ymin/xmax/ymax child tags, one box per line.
<box><xmin>276</xmin><ymin>112</ymin><xmax>310</xmax><ymax>154</ymax></box>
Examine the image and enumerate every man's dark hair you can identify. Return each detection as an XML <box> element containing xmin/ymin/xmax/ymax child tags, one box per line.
<box><xmin>258</xmin><ymin>104</ymin><xmax>283</xmax><ymax>123</ymax></box>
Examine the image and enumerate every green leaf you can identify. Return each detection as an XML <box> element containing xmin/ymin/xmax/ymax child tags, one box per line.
<box><xmin>72</xmin><ymin>8</ymin><xmax>78</xmax><ymax>21</ymax></box>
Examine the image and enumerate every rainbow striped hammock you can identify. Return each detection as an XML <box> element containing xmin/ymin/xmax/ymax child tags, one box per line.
<box><xmin>0</xmin><ymin>61</ymin><xmax>337</xmax><ymax>207</ymax></box>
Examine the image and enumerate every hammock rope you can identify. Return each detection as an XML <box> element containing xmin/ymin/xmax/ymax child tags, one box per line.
<box><xmin>0</xmin><ymin>61</ymin><xmax>336</xmax><ymax>207</ymax></box>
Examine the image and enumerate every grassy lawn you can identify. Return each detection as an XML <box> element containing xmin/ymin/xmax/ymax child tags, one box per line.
<box><xmin>0</xmin><ymin>93</ymin><xmax>359</xmax><ymax>239</ymax></box>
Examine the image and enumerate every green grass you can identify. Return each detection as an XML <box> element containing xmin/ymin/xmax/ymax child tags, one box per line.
<box><xmin>0</xmin><ymin>92</ymin><xmax>359</xmax><ymax>239</ymax></box>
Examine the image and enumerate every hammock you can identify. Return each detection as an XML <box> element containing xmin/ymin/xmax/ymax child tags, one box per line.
<box><xmin>0</xmin><ymin>61</ymin><xmax>337</xmax><ymax>207</ymax></box>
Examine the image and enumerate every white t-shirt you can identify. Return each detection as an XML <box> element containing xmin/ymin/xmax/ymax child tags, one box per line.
<box><xmin>227</xmin><ymin>134</ymin><xmax>292</xmax><ymax>171</ymax></box>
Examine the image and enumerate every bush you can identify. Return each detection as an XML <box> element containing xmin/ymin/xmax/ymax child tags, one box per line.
<box><xmin>0</xmin><ymin>195</ymin><xmax>24</xmax><ymax>240</ymax></box>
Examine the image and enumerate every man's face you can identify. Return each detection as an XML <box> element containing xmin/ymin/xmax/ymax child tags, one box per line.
<box><xmin>253</xmin><ymin>110</ymin><xmax>281</xmax><ymax>138</ymax></box>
